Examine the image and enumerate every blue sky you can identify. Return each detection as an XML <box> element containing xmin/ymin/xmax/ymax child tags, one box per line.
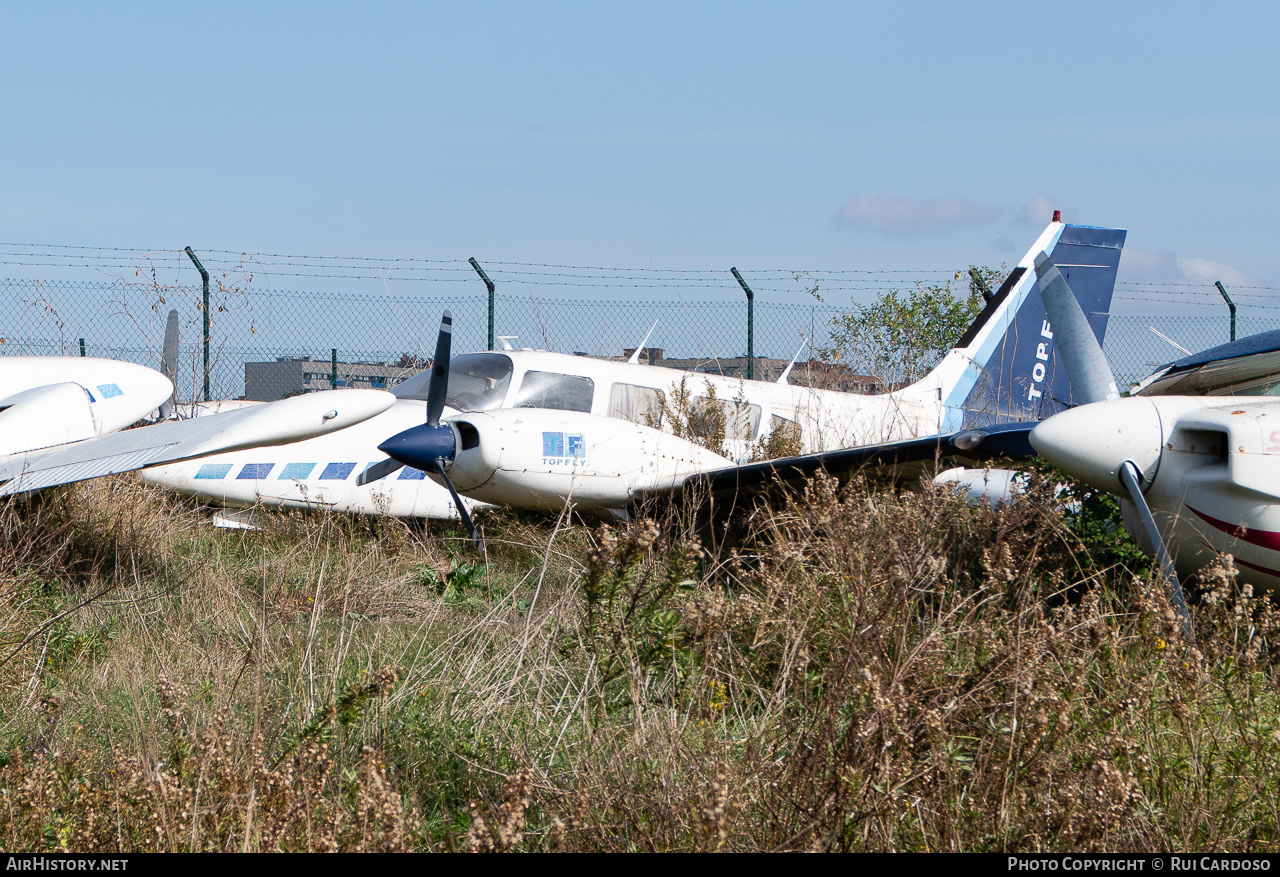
<box><xmin>2</xmin><ymin>2</ymin><xmax>1278</xmax><ymax>314</ymax></box>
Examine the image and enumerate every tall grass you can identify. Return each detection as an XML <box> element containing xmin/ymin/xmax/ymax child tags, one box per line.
<box><xmin>0</xmin><ymin>472</ymin><xmax>1276</xmax><ymax>851</ymax></box>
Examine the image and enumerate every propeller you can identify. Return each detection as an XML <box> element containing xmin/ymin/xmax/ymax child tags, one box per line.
<box><xmin>361</xmin><ymin>311</ymin><xmax>483</xmax><ymax>549</ymax></box>
<box><xmin>1033</xmin><ymin>253</ymin><xmax>1119</xmax><ymax>406</ymax></box>
<box><xmin>1030</xmin><ymin>253</ymin><xmax>1193</xmax><ymax>639</ymax></box>
<box><xmin>357</xmin><ymin>310</ymin><xmax>452</xmax><ymax>486</ymax></box>
<box><xmin>158</xmin><ymin>309</ymin><xmax>179</xmax><ymax>420</ymax></box>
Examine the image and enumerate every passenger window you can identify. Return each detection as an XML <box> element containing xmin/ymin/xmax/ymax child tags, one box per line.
<box><xmin>608</xmin><ymin>383</ymin><xmax>665</xmax><ymax>427</ymax></box>
<box><xmin>765</xmin><ymin>415</ymin><xmax>803</xmax><ymax>456</ymax></box>
<box><xmin>695</xmin><ymin>398</ymin><xmax>761</xmax><ymax>442</ymax></box>
<box><xmin>514</xmin><ymin>371</ymin><xmax>594</xmax><ymax>412</ymax></box>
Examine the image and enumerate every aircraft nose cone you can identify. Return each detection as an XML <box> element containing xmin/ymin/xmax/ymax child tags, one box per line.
<box><xmin>1030</xmin><ymin>397</ymin><xmax>1164</xmax><ymax>494</ymax></box>
<box><xmin>379</xmin><ymin>423</ymin><xmax>457</xmax><ymax>471</ymax></box>
<box><xmin>126</xmin><ymin>362</ymin><xmax>176</xmax><ymax>409</ymax></box>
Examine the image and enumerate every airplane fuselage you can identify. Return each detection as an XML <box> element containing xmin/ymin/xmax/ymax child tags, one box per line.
<box><xmin>141</xmin><ymin>342</ymin><xmax>988</xmax><ymax>517</ymax></box>
<box><xmin>142</xmin><ymin>400</ymin><xmax>482</xmax><ymax>518</ymax></box>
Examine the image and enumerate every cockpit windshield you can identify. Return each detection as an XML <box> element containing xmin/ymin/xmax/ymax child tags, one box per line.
<box><xmin>392</xmin><ymin>353</ymin><xmax>514</xmax><ymax>411</ymax></box>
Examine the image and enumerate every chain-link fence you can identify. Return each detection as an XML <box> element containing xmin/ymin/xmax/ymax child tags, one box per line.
<box><xmin>0</xmin><ymin>275</ymin><xmax>1264</xmax><ymax>401</ymax></box>
<box><xmin>1104</xmin><ymin>315</ymin><xmax>1280</xmax><ymax>389</ymax></box>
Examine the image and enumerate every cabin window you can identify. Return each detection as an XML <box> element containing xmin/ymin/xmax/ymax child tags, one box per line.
<box><xmin>319</xmin><ymin>462</ymin><xmax>357</xmax><ymax>480</ymax></box>
<box><xmin>279</xmin><ymin>463</ymin><xmax>316</xmax><ymax>480</ymax></box>
<box><xmin>692</xmin><ymin>397</ymin><xmax>761</xmax><ymax>442</ymax></box>
<box><xmin>608</xmin><ymin>383</ymin><xmax>664</xmax><ymax>427</ymax></box>
<box><xmin>513</xmin><ymin>371</ymin><xmax>594</xmax><ymax>412</ymax></box>
<box><xmin>393</xmin><ymin>353</ymin><xmax>514</xmax><ymax>411</ymax></box>
<box><xmin>765</xmin><ymin>415</ymin><xmax>803</xmax><ymax>456</ymax></box>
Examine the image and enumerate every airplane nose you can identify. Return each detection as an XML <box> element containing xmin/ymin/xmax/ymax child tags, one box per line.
<box><xmin>1030</xmin><ymin>397</ymin><xmax>1164</xmax><ymax>494</ymax></box>
<box><xmin>379</xmin><ymin>422</ymin><xmax>457</xmax><ymax>470</ymax></box>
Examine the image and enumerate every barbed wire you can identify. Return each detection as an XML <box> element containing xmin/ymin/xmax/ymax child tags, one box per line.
<box><xmin>2</xmin><ymin>243</ymin><xmax>1278</xmax><ymax>315</ymax></box>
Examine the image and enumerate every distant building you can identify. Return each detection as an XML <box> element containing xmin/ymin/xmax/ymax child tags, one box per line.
<box><xmin>790</xmin><ymin>359</ymin><xmax>885</xmax><ymax>394</ymax></box>
<box><xmin>245</xmin><ymin>356</ymin><xmax>422</xmax><ymax>402</ymax></box>
<box><xmin>621</xmin><ymin>347</ymin><xmax>664</xmax><ymax>365</ymax></box>
<box><xmin>657</xmin><ymin>355</ymin><xmax>790</xmax><ymax>382</ymax></box>
<box><xmin>613</xmin><ymin>350</ymin><xmax>883</xmax><ymax>394</ymax></box>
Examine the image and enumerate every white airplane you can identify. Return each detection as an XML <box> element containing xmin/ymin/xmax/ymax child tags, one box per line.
<box><xmin>364</xmin><ymin>217</ymin><xmax>1126</xmax><ymax>535</ymax></box>
<box><xmin>1031</xmin><ymin>259</ymin><xmax>1280</xmax><ymax>608</ymax></box>
<box><xmin>0</xmin><ymin>312</ymin><xmax>396</xmax><ymax>497</ymax></box>
<box><xmin>140</xmin><ymin>216</ymin><xmax>1125</xmax><ymax>532</ymax></box>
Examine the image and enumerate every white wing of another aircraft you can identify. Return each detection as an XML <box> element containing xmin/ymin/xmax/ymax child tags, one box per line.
<box><xmin>0</xmin><ymin>389</ymin><xmax>395</xmax><ymax>496</ymax></box>
<box><xmin>0</xmin><ymin>312</ymin><xmax>394</xmax><ymax>501</ymax></box>
<box><xmin>0</xmin><ymin>355</ymin><xmax>174</xmax><ymax>457</ymax></box>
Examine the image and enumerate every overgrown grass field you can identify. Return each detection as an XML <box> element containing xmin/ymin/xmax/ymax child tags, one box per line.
<box><xmin>0</xmin><ymin>472</ymin><xmax>1277</xmax><ymax>852</ymax></box>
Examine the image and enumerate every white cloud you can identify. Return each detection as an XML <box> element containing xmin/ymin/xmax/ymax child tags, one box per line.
<box><xmin>1122</xmin><ymin>247</ymin><xmax>1255</xmax><ymax>287</ymax></box>
<box><xmin>835</xmin><ymin>193</ymin><xmax>1001</xmax><ymax>235</ymax></box>
<box><xmin>1174</xmin><ymin>257</ymin><xmax>1252</xmax><ymax>288</ymax></box>
<box><xmin>1016</xmin><ymin>194</ymin><xmax>1074</xmax><ymax>229</ymax></box>
<box><xmin>1118</xmin><ymin>247</ymin><xmax>1180</xmax><ymax>280</ymax></box>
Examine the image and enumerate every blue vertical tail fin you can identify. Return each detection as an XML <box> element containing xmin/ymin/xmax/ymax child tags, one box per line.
<box><xmin>933</xmin><ymin>220</ymin><xmax>1126</xmax><ymax>429</ymax></box>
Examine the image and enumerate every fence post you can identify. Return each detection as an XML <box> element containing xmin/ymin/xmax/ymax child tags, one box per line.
<box><xmin>1215</xmin><ymin>281</ymin><xmax>1237</xmax><ymax>342</ymax></box>
<box><xmin>331</xmin><ymin>349</ymin><xmax>338</xmax><ymax>389</ymax></box>
<box><xmin>79</xmin><ymin>338</ymin><xmax>85</xmax><ymax>357</ymax></box>
<box><xmin>470</xmin><ymin>258</ymin><xmax>496</xmax><ymax>350</ymax></box>
<box><xmin>184</xmin><ymin>247</ymin><xmax>211</xmax><ymax>401</ymax></box>
<box><xmin>731</xmin><ymin>268</ymin><xmax>754</xmax><ymax>379</ymax></box>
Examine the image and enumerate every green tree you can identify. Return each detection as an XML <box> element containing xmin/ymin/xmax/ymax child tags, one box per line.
<box><xmin>821</xmin><ymin>265</ymin><xmax>1003</xmax><ymax>388</ymax></box>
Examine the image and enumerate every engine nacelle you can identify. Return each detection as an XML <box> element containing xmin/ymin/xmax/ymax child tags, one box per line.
<box><xmin>442</xmin><ymin>409</ymin><xmax>733</xmax><ymax>511</ymax></box>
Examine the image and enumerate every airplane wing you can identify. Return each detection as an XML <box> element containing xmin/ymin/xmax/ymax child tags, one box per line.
<box><xmin>1135</xmin><ymin>329</ymin><xmax>1280</xmax><ymax>396</ymax></box>
<box><xmin>669</xmin><ymin>420</ymin><xmax>1037</xmax><ymax>503</ymax></box>
<box><xmin>0</xmin><ymin>389</ymin><xmax>394</xmax><ymax>496</ymax></box>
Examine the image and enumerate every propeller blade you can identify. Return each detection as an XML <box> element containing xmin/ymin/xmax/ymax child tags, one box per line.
<box><xmin>158</xmin><ymin>309</ymin><xmax>179</xmax><ymax>420</ymax></box>
<box><xmin>388</xmin><ymin>310</ymin><xmax>478</xmax><ymax>547</ymax></box>
<box><xmin>1034</xmin><ymin>252</ymin><xmax>1120</xmax><ymax>405</ymax></box>
<box><xmin>426</xmin><ymin>310</ymin><xmax>453</xmax><ymax>427</ymax></box>
<box><xmin>433</xmin><ymin>460</ymin><xmax>482</xmax><ymax>550</ymax></box>
<box><xmin>1035</xmin><ymin>255</ymin><xmax>1190</xmax><ymax>637</ymax></box>
<box><xmin>356</xmin><ymin>456</ymin><xmax>405</xmax><ymax>486</ymax></box>
<box><xmin>1116</xmin><ymin>460</ymin><xmax>1194</xmax><ymax>640</ymax></box>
